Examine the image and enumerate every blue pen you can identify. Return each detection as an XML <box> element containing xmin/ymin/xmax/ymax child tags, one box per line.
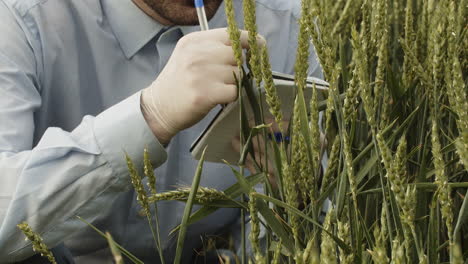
<box><xmin>196</xmin><ymin>0</ymin><xmax>230</xmax><ymax>109</ymax></box>
<box><xmin>195</xmin><ymin>0</ymin><xmax>230</xmax><ymax>109</ymax></box>
<box><xmin>195</xmin><ymin>0</ymin><xmax>210</xmax><ymax>31</ymax></box>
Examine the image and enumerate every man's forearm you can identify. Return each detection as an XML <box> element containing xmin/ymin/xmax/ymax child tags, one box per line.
<box><xmin>0</xmin><ymin>92</ymin><xmax>167</xmax><ymax>262</ymax></box>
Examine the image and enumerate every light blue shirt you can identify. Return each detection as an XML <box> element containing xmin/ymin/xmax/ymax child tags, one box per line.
<box><xmin>0</xmin><ymin>0</ymin><xmax>321</xmax><ymax>262</ymax></box>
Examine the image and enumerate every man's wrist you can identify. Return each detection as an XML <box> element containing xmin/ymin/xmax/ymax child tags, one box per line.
<box><xmin>94</xmin><ymin>92</ymin><xmax>168</xmax><ymax>175</ymax></box>
<box><xmin>140</xmin><ymin>89</ymin><xmax>174</xmax><ymax>145</ymax></box>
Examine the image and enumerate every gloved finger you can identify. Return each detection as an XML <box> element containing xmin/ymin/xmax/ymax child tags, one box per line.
<box><xmin>236</xmin><ymin>30</ymin><xmax>266</xmax><ymax>49</ymax></box>
<box><xmin>199</xmin><ymin>64</ymin><xmax>240</xmax><ymax>85</ymax></box>
<box><xmin>212</xmin><ymin>64</ymin><xmax>241</xmax><ymax>84</ymax></box>
<box><xmin>209</xmin><ymin>83</ymin><xmax>238</xmax><ymax>104</ymax></box>
<box><xmin>214</xmin><ymin>45</ymin><xmax>247</xmax><ymax>67</ymax></box>
<box><xmin>209</xmin><ymin>28</ymin><xmax>266</xmax><ymax>50</ymax></box>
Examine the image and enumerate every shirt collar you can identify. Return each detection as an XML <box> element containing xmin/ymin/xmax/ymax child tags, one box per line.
<box><xmin>102</xmin><ymin>0</ymin><xmax>232</xmax><ymax>59</ymax></box>
<box><xmin>102</xmin><ymin>0</ymin><xmax>165</xmax><ymax>59</ymax></box>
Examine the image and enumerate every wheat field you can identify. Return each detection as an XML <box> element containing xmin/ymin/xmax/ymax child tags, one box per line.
<box><xmin>19</xmin><ymin>0</ymin><xmax>467</xmax><ymax>263</ymax></box>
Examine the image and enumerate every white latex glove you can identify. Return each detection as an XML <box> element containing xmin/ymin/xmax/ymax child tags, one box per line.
<box><xmin>141</xmin><ymin>28</ymin><xmax>265</xmax><ymax>144</ymax></box>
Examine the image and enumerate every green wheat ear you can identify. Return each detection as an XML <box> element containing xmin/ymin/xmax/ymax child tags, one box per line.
<box><xmin>337</xmin><ymin>207</ymin><xmax>353</xmax><ymax>264</ymax></box>
<box><xmin>320</xmin><ymin>208</ymin><xmax>337</xmax><ymax>264</ymax></box>
<box><xmin>17</xmin><ymin>222</ymin><xmax>57</xmax><ymax>264</ymax></box>
<box><xmin>320</xmin><ymin>136</ymin><xmax>340</xmax><ymax>195</ymax></box>
<box><xmin>242</xmin><ymin>0</ymin><xmax>262</xmax><ymax>87</ymax></box>
<box><xmin>224</xmin><ymin>0</ymin><xmax>243</xmax><ymax>69</ymax></box>
<box><xmin>294</xmin><ymin>0</ymin><xmax>311</xmax><ymax>92</ymax></box>
<box><xmin>248</xmin><ymin>192</ymin><xmax>263</xmax><ymax>263</ymax></box>
<box><xmin>431</xmin><ymin>114</ymin><xmax>454</xmax><ymax>242</ymax></box>
<box><xmin>342</xmin><ymin>66</ymin><xmax>359</xmax><ymax>123</ymax></box>
<box><xmin>302</xmin><ymin>238</ymin><xmax>319</xmax><ymax>263</ymax></box>
<box><xmin>143</xmin><ymin>148</ymin><xmax>157</xmax><ymax>195</ymax></box>
<box><xmin>272</xmin><ymin>239</ymin><xmax>283</xmax><ymax>264</ymax></box>
<box><xmin>126</xmin><ymin>154</ymin><xmax>150</xmax><ymax>217</ymax></box>
<box><xmin>147</xmin><ymin>187</ymin><xmax>229</xmax><ymax>204</ymax></box>
<box><xmin>261</xmin><ymin>45</ymin><xmax>283</xmax><ymax>129</ymax></box>
<box><xmin>391</xmin><ymin>238</ymin><xmax>405</xmax><ymax>263</ymax></box>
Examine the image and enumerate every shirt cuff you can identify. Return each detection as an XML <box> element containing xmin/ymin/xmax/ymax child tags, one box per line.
<box><xmin>93</xmin><ymin>91</ymin><xmax>167</xmax><ymax>179</ymax></box>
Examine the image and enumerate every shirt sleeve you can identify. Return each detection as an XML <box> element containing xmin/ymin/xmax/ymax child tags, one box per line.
<box><xmin>0</xmin><ymin>2</ymin><xmax>167</xmax><ymax>262</ymax></box>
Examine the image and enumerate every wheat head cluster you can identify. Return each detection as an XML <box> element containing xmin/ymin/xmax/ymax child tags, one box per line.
<box><xmin>18</xmin><ymin>0</ymin><xmax>467</xmax><ymax>263</ymax></box>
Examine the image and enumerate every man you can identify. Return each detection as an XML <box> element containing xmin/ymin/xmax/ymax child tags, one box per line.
<box><xmin>0</xmin><ymin>0</ymin><xmax>321</xmax><ymax>262</ymax></box>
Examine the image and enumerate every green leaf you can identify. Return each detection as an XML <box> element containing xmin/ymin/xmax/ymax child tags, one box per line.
<box><xmin>428</xmin><ymin>202</ymin><xmax>438</xmax><ymax>263</ymax></box>
<box><xmin>239</xmin><ymin>124</ymin><xmax>272</xmax><ymax>165</ymax></box>
<box><xmin>77</xmin><ymin>216</ymin><xmax>144</xmax><ymax>264</ymax></box>
<box><xmin>253</xmin><ymin>193</ymin><xmax>351</xmax><ymax>253</ymax></box>
<box><xmin>358</xmin><ymin>203</ymin><xmax>374</xmax><ymax>250</ymax></box>
<box><xmin>174</xmin><ymin>146</ymin><xmax>207</xmax><ymax>264</ymax></box>
<box><xmin>316</xmin><ymin>178</ymin><xmax>337</xmax><ymax>207</ymax></box>
<box><xmin>355</xmin><ymin>154</ymin><xmax>379</xmax><ymax>185</ymax></box>
<box><xmin>255</xmin><ymin>197</ymin><xmax>295</xmax><ymax>254</ymax></box>
<box><xmin>454</xmin><ymin>189</ymin><xmax>468</xmax><ymax>242</ymax></box>
<box><xmin>224</xmin><ymin>162</ymin><xmax>253</xmax><ymax>193</ymax></box>
<box><xmin>224</xmin><ymin>161</ymin><xmax>295</xmax><ymax>253</ymax></box>
<box><xmin>269</xmin><ymin>135</ymin><xmax>286</xmax><ymax>200</ymax></box>
<box><xmin>242</xmin><ymin>69</ymin><xmax>263</xmax><ymax>126</ymax></box>
<box><xmin>387</xmin><ymin>184</ymin><xmax>404</xmax><ymax>239</ymax></box>
<box><xmin>295</xmin><ymin>85</ymin><xmax>314</xmax><ymax>164</ymax></box>
<box><xmin>336</xmin><ymin>169</ymin><xmax>349</xmax><ymax>218</ymax></box>
<box><xmin>106</xmin><ymin>232</ymin><xmax>124</xmax><ymax>264</ymax></box>
<box><xmin>240</xmin><ymin>101</ymin><xmax>256</xmax><ymax>166</ymax></box>
<box><xmin>353</xmin><ymin>104</ymin><xmax>420</xmax><ymax>166</ymax></box>
<box><xmin>223</xmin><ymin>172</ymin><xmax>266</xmax><ymax>197</ymax></box>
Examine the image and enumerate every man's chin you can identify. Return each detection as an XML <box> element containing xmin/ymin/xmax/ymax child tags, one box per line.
<box><xmin>139</xmin><ymin>0</ymin><xmax>223</xmax><ymax>26</ymax></box>
<box><xmin>170</xmin><ymin>0</ymin><xmax>197</xmax><ymax>8</ymax></box>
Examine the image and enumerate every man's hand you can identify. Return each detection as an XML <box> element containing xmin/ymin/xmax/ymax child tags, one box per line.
<box><xmin>231</xmin><ymin>120</ymin><xmax>289</xmax><ymax>189</ymax></box>
<box><xmin>141</xmin><ymin>28</ymin><xmax>265</xmax><ymax>144</ymax></box>
<box><xmin>231</xmin><ymin>135</ymin><xmax>273</xmax><ymax>171</ymax></box>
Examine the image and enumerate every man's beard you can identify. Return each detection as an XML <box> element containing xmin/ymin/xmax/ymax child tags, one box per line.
<box><xmin>141</xmin><ymin>0</ymin><xmax>223</xmax><ymax>25</ymax></box>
